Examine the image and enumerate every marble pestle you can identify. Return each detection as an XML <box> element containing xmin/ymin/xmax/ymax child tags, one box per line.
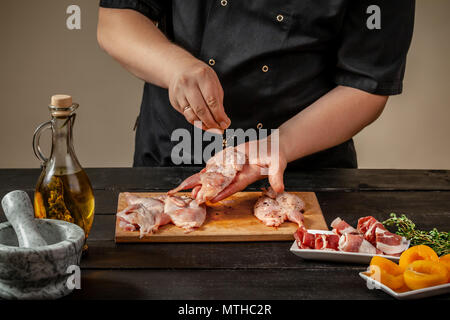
<box><xmin>1</xmin><ymin>190</ymin><xmax>47</xmax><ymax>247</ymax></box>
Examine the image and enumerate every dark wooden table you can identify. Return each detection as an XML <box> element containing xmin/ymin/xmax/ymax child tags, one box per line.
<box><xmin>0</xmin><ymin>168</ymin><xmax>449</xmax><ymax>300</ymax></box>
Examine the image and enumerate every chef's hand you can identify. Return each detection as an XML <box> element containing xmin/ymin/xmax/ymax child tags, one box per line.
<box><xmin>168</xmin><ymin>57</ymin><xmax>231</xmax><ymax>132</ymax></box>
<box><xmin>97</xmin><ymin>8</ymin><xmax>230</xmax><ymax>132</ymax></box>
<box><xmin>211</xmin><ymin>137</ymin><xmax>287</xmax><ymax>202</ymax></box>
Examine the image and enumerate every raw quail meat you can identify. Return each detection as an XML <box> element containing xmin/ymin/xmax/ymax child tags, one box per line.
<box><xmin>117</xmin><ymin>193</ymin><xmax>206</xmax><ymax>237</ymax></box>
<box><xmin>253</xmin><ymin>187</ymin><xmax>305</xmax><ymax>227</ymax></box>
<box><xmin>168</xmin><ymin>147</ymin><xmax>246</xmax><ymax>204</ymax></box>
<box><xmin>117</xmin><ymin>193</ymin><xmax>169</xmax><ymax>238</ymax></box>
<box><xmin>163</xmin><ymin>195</ymin><xmax>207</xmax><ymax>232</ymax></box>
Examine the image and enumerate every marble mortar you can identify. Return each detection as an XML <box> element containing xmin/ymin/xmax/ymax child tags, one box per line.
<box><xmin>0</xmin><ymin>190</ymin><xmax>85</xmax><ymax>299</ymax></box>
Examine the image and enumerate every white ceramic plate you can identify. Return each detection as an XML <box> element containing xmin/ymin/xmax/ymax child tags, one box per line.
<box><xmin>359</xmin><ymin>272</ymin><xmax>450</xmax><ymax>300</ymax></box>
<box><xmin>289</xmin><ymin>230</ymin><xmax>402</xmax><ymax>264</ymax></box>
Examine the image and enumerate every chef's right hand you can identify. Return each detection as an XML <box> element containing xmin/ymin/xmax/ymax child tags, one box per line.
<box><xmin>168</xmin><ymin>57</ymin><xmax>231</xmax><ymax>132</ymax></box>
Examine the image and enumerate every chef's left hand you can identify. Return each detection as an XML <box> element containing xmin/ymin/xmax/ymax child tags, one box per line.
<box><xmin>211</xmin><ymin>137</ymin><xmax>287</xmax><ymax>202</ymax></box>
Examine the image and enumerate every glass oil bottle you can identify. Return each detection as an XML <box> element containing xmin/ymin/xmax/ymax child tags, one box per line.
<box><xmin>33</xmin><ymin>94</ymin><xmax>95</xmax><ymax>251</ymax></box>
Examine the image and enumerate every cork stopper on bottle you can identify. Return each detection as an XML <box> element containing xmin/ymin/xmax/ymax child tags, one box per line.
<box><xmin>49</xmin><ymin>94</ymin><xmax>78</xmax><ymax>117</ymax></box>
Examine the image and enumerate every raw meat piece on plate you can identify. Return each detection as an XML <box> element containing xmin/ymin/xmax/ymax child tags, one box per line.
<box><xmin>331</xmin><ymin>217</ymin><xmax>357</xmax><ymax>236</ymax></box>
<box><xmin>294</xmin><ymin>226</ymin><xmax>316</xmax><ymax>249</ymax></box>
<box><xmin>375</xmin><ymin>227</ymin><xmax>410</xmax><ymax>255</ymax></box>
<box><xmin>357</xmin><ymin>216</ymin><xmax>385</xmax><ymax>245</ymax></box>
<box><xmin>357</xmin><ymin>216</ymin><xmax>410</xmax><ymax>255</ymax></box>
<box><xmin>315</xmin><ymin>233</ymin><xmax>340</xmax><ymax>251</ymax></box>
<box><xmin>338</xmin><ymin>233</ymin><xmax>380</xmax><ymax>254</ymax></box>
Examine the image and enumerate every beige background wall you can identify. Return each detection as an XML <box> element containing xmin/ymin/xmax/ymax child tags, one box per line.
<box><xmin>0</xmin><ymin>0</ymin><xmax>449</xmax><ymax>169</ymax></box>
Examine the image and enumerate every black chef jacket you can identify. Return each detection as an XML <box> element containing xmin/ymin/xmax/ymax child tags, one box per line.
<box><xmin>99</xmin><ymin>0</ymin><xmax>415</xmax><ymax>169</ymax></box>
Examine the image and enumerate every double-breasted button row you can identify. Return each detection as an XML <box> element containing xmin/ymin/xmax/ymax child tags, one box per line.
<box><xmin>219</xmin><ymin>1</ymin><xmax>283</xmax><ymax>23</ymax></box>
<box><xmin>208</xmin><ymin>58</ymin><xmax>269</xmax><ymax>73</ymax></box>
<box><xmin>211</xmin><ymin>3</ymin><xmax>281</xmax><ymax>73</ymax></box>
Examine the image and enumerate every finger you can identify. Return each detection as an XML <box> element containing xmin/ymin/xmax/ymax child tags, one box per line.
<box><xmin>182</xmin><ymin>107</ymin><xmax>205</xmax><ymax>130</ymax></box>
<box><xmin>268</xmin><ymin>160</ymin><xmax>286</xmax><ymax>194</ymax></box>
<box><xmin>170</xmin><ymin>99</ymin><xmax>182</xmax><ymax>114</ymax></box>
<box><xmin>168</xmin><ymin>173</ymin><xmax>202</xmax><ymax>195</ymax></box>
<box><xmin>177</xmin><ymin>97</ymin><xmax>207</xmax><ymax>130</ymax></box>
<box><xmin>210</xmin><ymin>167</ymin><xmax>261</xmax><ymax>202</ymax></box>
<box><xmin>210</xmin><ymin>180</ymin><xmax>248</xmax><ymax>203</ymax></box>
<box><xmin>169</xmin><ymin>91</ymin><xmax>183</xmax><ymax>114</ymax></box>
<box><xmin>182</xmin><ymin>107</ymin><xmax>211</xmax><ymax>131</ymax></box>
<box><xmin>186</xmin><ymin>86</ymin><xmax>221</xmax><ymax>130</ymax></box>
<box><xmin>198</xmin><ymin>74</ymin><xmax>231</xmax><ymax>129</ymax></box>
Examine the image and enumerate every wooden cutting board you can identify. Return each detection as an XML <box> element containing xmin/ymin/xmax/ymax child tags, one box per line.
<box><xmin>115</xmin><ymin>191</ymin><xmax>328</xmax><ymax>243</ymax></box>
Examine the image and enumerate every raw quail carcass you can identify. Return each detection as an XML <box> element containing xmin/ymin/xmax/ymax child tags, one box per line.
<box><xmin>168</xmin><ymin>147</ymin><xmax>246</xmax><ymax>204</ymax></box>
<box><xmin>253</xmin><ymin>187</ymin><xmax>305</xmax><ymax>227</ymax></box>
<box><xmin>117</xmin><ymin>193</ymin><xmax>169</xmax><ymax>238</ymax></box>
<box><xmin>163</xmin><ymin>195</ymin><xmax>207</xmax><ymax>232</ymax></box>
<box><xmin>117</xmin><ymin>193</ymin><xmax>206</xmax><ymax>237</ymax></box>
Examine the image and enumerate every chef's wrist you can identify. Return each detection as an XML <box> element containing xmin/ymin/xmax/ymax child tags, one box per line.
<box><xmin>160</xmin><ymin>44</ymin><xmax>199</xmax><ymax>88</ymax></box>
<box><xmin>266</xmin><ymin>134</ymin><xmax>288</xmax><ymax>164</ymax></box>
<box><xmin>274</xmin><ymin>131</ymin><xmax>300</xmax><ymax>164</ymax></box>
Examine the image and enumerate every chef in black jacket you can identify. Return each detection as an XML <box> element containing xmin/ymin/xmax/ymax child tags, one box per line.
<box><xmin>97</xmin><ymin>0</ymin><xmax>415</xmax><ymax>199</ymax></box>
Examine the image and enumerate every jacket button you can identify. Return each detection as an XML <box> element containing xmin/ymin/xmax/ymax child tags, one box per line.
<box><xmin>209</xmin><ymin>59</ymin><xmax>216</xmax><ymax>66</ymax></box>
<box><xmin>221</xmin><ymin>0</ymin><xmax>228</xmax><ymax>6</ymax></box>
<box><xmin>276</xmin><ymin>14</ymin><xmax>284</xmax><ymax>22</ymax></box>
<box><xmin>262</xmin><ymin>65</ymin><xmax>269</xmax><ymax>72</ymax></box>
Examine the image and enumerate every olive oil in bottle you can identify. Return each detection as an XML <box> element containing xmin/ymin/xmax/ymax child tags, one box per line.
<box><xmin>33</xmin><ymin>95</ymin><xmax>95</xmax><ymax>250</ymax></box>
<box><xmin>34</xmin><ymin>170</ymin><xmax>95</xmax><ymax>237</ymax></box>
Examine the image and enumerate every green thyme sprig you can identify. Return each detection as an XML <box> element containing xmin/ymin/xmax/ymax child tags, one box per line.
<box><xmin>383</xmin><ymin>213</ymin><xmax>450</xmax><ymax>256</ymax></box>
